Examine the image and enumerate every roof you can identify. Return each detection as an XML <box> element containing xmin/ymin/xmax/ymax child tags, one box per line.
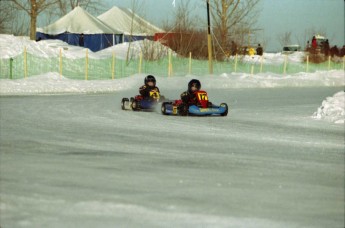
<box><xmin>97</xmin><ymin>6</ymin><xmax>164</xmax><ymax>36</ymax></box>
<box><xmin>37</xmin><ymin>6</ymin><xmax>121</xmax><ymax>35</ymax></box>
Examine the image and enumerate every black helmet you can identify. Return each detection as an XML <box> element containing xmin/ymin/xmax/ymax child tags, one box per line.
<box><xmin>188</xmin><ymin>79</ymin><xmax>201</xmax><ymax>93</ymax></box>
<box><xmin>144</xmin><ymin>75</ymin><xmax>156</xmax><ymax>86</ymax></box>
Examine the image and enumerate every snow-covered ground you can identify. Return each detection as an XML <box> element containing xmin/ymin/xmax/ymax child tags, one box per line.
<box><xmin>0</xmin><ymin>35</ymin><xmax>344</xmax><ymax>227</ymax></box>
<box><xmin>1</xmin><ymin>86</ymin><xmax>344</xmax><ymax>227</ymax></box>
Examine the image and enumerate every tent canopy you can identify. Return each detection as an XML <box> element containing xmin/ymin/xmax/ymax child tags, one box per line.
<box><xmin>36</xmin><ymin>6</ymin><xmax>123</xmax><ymax>51</ymax></box>
<box><xmin>37</xmin><ymin>6</ymin><xmax>121</xmax><ymax>35</ymax></box>
<box><xmin>97</xmin><ymin>6</ymin><xmax>164</xmax><ymax>37</ymax></box>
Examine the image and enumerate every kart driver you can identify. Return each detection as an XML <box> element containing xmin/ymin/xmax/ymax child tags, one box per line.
<box><xmin>180</xmin><ymin>79</ymin><xmax>201</xmax><ymax>105</ymax></box>
<box><xmin>139</xmin><ymin>75</ymin><xmax>160</xmax><ymax>100</ymax></box>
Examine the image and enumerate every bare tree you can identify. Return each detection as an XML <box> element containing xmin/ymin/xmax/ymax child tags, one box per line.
<box><xmin>10</xmin><ymin>0</ymin><xmax>58</xmax><ymax>40</ymax></box>
<box><xmin>54</xmin><ymin>0</ymin><xmax>105</xmax><ymax>17</ymax></box>
<box><xmin>278</xmin><ymin>31</ymin><xmax>292</xmax><ymax>47</ymax></box>
<box><xmin>210</xmin><ymin>0</ymin><xmax>260</xmax><ymax>58</ymax></box>
<box><xmin>0</xmin><ymin>1</ymin><xmax>14</xmax><ymax>33</ymax></box>
<box><xmin>126</xmin><ymin>0</ymin><xmax>144</xmax><ymax>64</ymax></box>
<box><xmin>162</xmin><ymin>0</ymin><xmax>208</xmax><ymax>58</ymax></box>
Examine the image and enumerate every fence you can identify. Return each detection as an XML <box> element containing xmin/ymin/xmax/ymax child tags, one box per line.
<box><xmin>0</xmin><ymin>48</ymin><xmax>344</xmax><ymax>80</ymax></box>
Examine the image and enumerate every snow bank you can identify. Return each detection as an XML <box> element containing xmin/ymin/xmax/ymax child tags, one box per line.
<box><xmin>313</xmin><ymin>91</ymin><xmax>345</xmax><ymax>124</ymax></box>
<box><xmin>0</xmin><ymin>70</ymin><xmax>344</xmax><ymax>96</ymax></box>
<box><xmin>0</xmin><ymin>34</ymin><xmax>171</xmax><ymax>60</ymax></box>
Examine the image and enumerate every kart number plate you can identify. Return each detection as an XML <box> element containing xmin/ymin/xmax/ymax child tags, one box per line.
<box><xmin>173</xmin><ymin>106</ymin><xmax>177</xmax><ymax>114</ymax></box>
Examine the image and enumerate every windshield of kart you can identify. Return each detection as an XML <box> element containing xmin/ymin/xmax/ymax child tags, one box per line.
<box><xmin>194</xmin><ymin>90</ymin><xmax>209</xmax><ymax>108</ymax></box>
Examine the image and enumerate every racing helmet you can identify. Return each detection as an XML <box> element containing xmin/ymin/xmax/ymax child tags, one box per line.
<box><xmin>188</xmin><ymin>79</ymin><xmax>201</xmax><ymax>93</ymax></box>
<box><xmin>144</xmin><ymin>75</ymin><xmax>156</xmax><ymax>86</ymax></box>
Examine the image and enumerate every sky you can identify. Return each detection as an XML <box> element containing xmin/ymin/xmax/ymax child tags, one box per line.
<box><xmin>102</xmin><ymin>0</ymin><xmax>344</xmax><ymax>52</ymax></box>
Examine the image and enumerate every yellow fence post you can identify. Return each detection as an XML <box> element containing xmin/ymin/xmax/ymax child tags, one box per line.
<box><xmin>251</xmin><ymin>65</ymin><xmax>254</xmax><ymax>75</ymax></box>
<box><xmin>138</xmin><ymin>51</ymin><xmax>142</xmax><ymax>74</ymax></box>
<box><xmin>168</xmin><ymin>49</ymin><xmax>172</xmax><ymax>77</ymax></box>
<box><xmin>283</xmin><ymin>54</ymin><xmax>287</xmax><ymax>74</ymax></box>
<box><xmin>234</xmin><ymin>54</ymin><xmax>238</xmax><ymax>73</ymax></box>
<box><xmin>59</xmin><ymin>48</ymin><xmax>62</xmax><ymax>79</ymax></box>
<box><xmin>343</xmin><ymin>56</ymin><xmax>345</xmax><ymax>71</ymax></box>
<box><xmin>306</xmin><ymin>55</ymin><xmax>309</xmax><ymax>73</ymax></box>
<box><xmin>85</xmin><ymin>49</ymin><xmax>88</xmax><ymax>80</ymax></box>
<box><xmin>260</xmin><ymin>55</ymin><xmax>263</xmax><ymax>73</ymax></box>
<box><xmin>328</xmin><ymin>56</ymin><xmax>331</xmax><ymax>70</ymax></box>
<box><xmin>188</xmin><ymin>52</ymin><xmax>192</xmax><ymax>75</ymax></box>
<box><xmin>24</xmin><ymin>47</ymin><xmax>27</xmax><ymax>79</ymax></box>
<box><xmin>112</xmin><ymin>51</ymin><xmax>115</xmax><ymax>80</ymax></box>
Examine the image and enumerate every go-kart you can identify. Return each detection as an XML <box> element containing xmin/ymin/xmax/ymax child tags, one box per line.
<box><xmin>121</xmin><ymin>90</ymin><xmax>164</xmax><ymax>111</ymax></box>
<box><xmin>161</xmin><ymin>90</ymin><xmax>228</xmax><ymax>116</ymax></box>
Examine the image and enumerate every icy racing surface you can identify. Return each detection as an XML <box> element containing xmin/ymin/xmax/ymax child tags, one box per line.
<box><xmin>0</xmin><ymin>86</ymin><xmax>344</xmax><ymax>228</ymax></box>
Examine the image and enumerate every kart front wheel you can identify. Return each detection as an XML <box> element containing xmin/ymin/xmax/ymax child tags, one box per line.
<box><xmin>121</xmin><ymin>98</ymin><xmax>129</xmax><ymax>110</ymax></box>
<box><xmin>220</xmin><ymin>103</ymin><xmax>228</xmax><ymax>116</ymax></box>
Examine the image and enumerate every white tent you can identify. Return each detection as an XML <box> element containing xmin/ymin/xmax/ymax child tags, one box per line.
<box><xmin>36</xmin><ymin>6</ymin><xmax>122</xmax><ymax>51</ymax></box>
<box><xmin>97</xmin><ymin>6</ymin><xmax>164</xmax><ymax>40</ymax></box>
<box><xmin>37</xmin><ymin>6</ymin><xmax>120</xmax><ymax>35</ymax></box>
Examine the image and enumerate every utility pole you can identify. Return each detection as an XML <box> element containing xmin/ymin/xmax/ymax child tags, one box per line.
<box><xmin>206</xmin><ymin>0</ymin><xmax>213</xmax><ymax>74</ymax></box>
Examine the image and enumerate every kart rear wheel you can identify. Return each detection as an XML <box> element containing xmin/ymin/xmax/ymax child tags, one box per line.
<box><xmin>121</xmin><ymin>98</ymin><xmax>129</xmax><ymax>110</ymax></box>
<box><xmin>220</xmin><ymin>103</ymin><xmax>228</xmax><ymax>116</ymax></box>
<box><xmin>178</xmin><ymin>104</ymin><xmax>188</xmax><ymax>116</ymax></box>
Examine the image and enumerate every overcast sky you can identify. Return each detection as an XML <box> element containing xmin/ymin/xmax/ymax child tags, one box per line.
<box><xmin>90</xmin><ymin>0</ymin><xmax>344</xmax><ymax>51</ymax></box>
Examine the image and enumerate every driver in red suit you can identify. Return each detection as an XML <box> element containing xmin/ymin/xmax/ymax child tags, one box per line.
<box><xmin>178</xmin><ymin>79</ymin><xmax>202</xmax><ymax>115</ymax></box>
<box><xmin>180</xmin><ymin>79</ymin><xmax>201</xmax><ymax>105</ymax></box>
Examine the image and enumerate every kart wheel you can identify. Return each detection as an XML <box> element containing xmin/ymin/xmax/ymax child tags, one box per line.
<box><xmin>220</xmin><ymin>103</ymin><xmax>228</xmax><ymax>116</ymax></box>
<box><xmin>131</xmin><ymin>100</ymin><xmax>140</xmax><ymax>111</ymax></box>
<box><xmin>121</xmin><ymin>98</ymin><xmax>129</xmax><ymax>110</ymax></box>
<box><xmin>161</xmin><ymin>102</ymin><xmax>168</xmax><ymax>115</ymax></box>
<box><xmin>178</xmin><ymin>104</ymin><xmax>188</xmax><ymax>116</ymax></box>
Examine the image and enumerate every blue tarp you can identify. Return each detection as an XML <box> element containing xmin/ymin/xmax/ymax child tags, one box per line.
<box><xmin>36</xmin><ymin>32</ymin><xmax>123</xmax><ymax>52</ymax></box>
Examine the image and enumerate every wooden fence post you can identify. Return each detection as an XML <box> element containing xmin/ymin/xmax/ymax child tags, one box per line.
<box><xmin>138</xmin><ymin>51</ymin><xmax>142</xmax><ymax>74</ymax></box>
<box><xmin>112</xmin><ymin>51</ymin><xmax>115</xmax><ymax>80</ymax></box>
<box><xmin>85</xmin><ymin>49</ymin><xmax>88</xmax><ymax>80</ymax></box>
<box><xmin>188</xmin><ymin>52</ymin><xmax>192</xmax><ymax>74</ymax></box>
<box><xmin>59</xmin><ymin>48</ymin><xmax>62</xmax><ymax>78</ymax></box>
<box><xmin>283</xmin><ymin>54</ymin><xmax>287</xmax><ymax>74</ymax></box>
<box><xmin>24</xmin><ymin>47</ymin><xmax>27</xmax><ymax>79</ymax></box>
<box><xmin>306</xmin><ymin>55</ymin><xmax>309</xmax><ymax>73</ymax></box>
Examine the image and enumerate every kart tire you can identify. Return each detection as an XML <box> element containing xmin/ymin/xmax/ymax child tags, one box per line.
<box><xmin>220</xmin><ymin>103</ymin><xmax>228</xmax><ymax>116</ymax></box>
<box><xmin>121</xmin><ymin>98</ymin><xmax>129</xmax><ymax>110</ymax></box>
<box><xmin>131</xmin><ymin>100</ymin><xmax>140</xmax><ymax>111</ymax></box>
<box><xmin>178</xmin><ymin>104</ymin><xmax>188</xmax><ymax>116</ymax></box>
<box><xmin>161</xmin><ymin>102</ymin><xmax>173</xmax><ymax>115</ymax></box>
<box><xmin>161</xmin><ymin>102</ymin><xmax>168</xmax><ymax>115</ymax></box>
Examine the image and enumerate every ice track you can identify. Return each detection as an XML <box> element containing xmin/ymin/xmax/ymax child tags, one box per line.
<box><xmin>0</xmin><ymin>87</ymin><xmax>344</xmax><ymax>228</ymax></box>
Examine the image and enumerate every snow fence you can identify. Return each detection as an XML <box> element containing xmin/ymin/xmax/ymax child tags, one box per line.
<box><xmin>0</xmin><ymin>49</ymin><xmax>344</xmax><ymax>80</ymax></box>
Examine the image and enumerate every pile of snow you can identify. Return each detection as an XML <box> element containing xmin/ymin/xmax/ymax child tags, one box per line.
<box><xmin>313</xmin><ymin>91</ymin><xmax>345</xmax><ymax>124</ymax></box>
<box><xmin>97</xmin><ymin>39</ymin><xmax>172</xmax><ymax>60</ymax></box>
<box><xmin>0</xmin><ymin>34</ymin><xmax>172</xmax><ymax>60</ymax></box>
<box><xmin>0</xmin><ymin>70</ymin><xmax>344</xmax><ymax>96</ymax></box>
